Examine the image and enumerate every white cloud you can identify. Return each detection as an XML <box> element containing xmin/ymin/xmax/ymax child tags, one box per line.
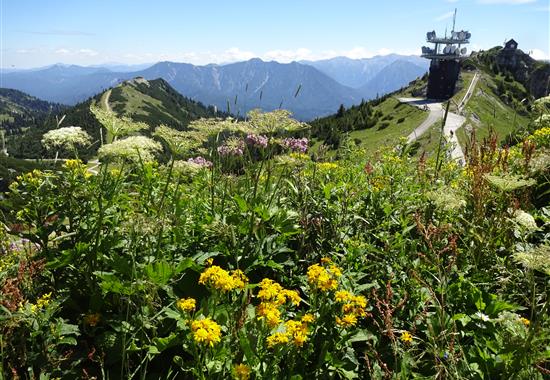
<box><xmin>29</xmin><ymin>45</ymin><xmax>422</xmax><ymax>67</ymax></box>
<box><xmin>263</xmin><ymin>48</ymin><xmax>314</xmax><ymax>62</ymax></box>
<box><xmin>54</xmin><ymin>48</ymin><xmax>99</xmax><ymax>57</ymax></box>
<box><xmin>530</xmin><ymin>49</ymin><xmax>549</xmax><ymax>60</ymax></box>
<box><xmin>55</xmin><ymin>48</ymin><xmax>71</xmax><ymax>55</ymax></box>
<box><xmin>222</xmin><ymin>47</ymin><xmax>256</xmax><ymax>62</ymax></box>
<box><xmin>435</xmin><ymin>11</ymin><xmax>455</xmax><ymax>21</ymax></box>
<box><xmin>376</xmin><ymin>48</ymin><xmax>394</xmax><ymax>56</ymax></box>
<box><xmin>478</xmin><ymin>0</ymin><xmax>536</xmax><ymax>4</ymax></box>
<box><xmin>78</xmin><ymin>48</ymin><xmax>98</xmax><ymax>57</ymax></box>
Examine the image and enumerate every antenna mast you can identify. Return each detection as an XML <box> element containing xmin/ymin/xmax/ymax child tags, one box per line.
<box><xmin>452</xmin><ymin>8</ymin><xmax>457</xmax><ymax>32</ymax></box>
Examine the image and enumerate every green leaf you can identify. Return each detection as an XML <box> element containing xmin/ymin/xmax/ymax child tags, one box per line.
<box><xmin>349</xmin><ymin>330</ymin><xmax>375</xmax><ymax>343</ymax></box>
<box><xmin>238</xmin><ymin>330</ymin><xmax>257</xmax><ymax>365</ymax></box>
<box><xmin>151</xmin><ymin>333</ymin><xmax>181</xmax><ymax>354</ymax></box>
<box><xmin>233</xmin><ymin>194</ymin><xmax>249</xmax><ymax>212</ymax></box>
<box><xmin>145</xmin><ymin>261</ymin><xmax>174</xmax><ymax>286</ymax></box>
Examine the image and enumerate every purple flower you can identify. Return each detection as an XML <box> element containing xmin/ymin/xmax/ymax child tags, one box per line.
<box><xmin>217</xmin><ymin>138</ymin><xmax>245</xmax><ymax>157</ymax></box>
<box><xmin>246</xmin><ymin>134</ymin><xmax>269</xmax><ymax>148</ymax></box>
<box><xmin>281</xmin><ymin>137</ymin><xmax>309</xmax><ymax>153</ymax></box>
<box><xmin>187</xmin><ymin>156</ymin><xmax>213</xmax><ymax>168</ymax></box>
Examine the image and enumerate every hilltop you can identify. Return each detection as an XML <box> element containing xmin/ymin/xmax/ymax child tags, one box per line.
<box><xmin>7</xmin><ymin>78</ymin><xmax>225</xmax><ymax>158</ymax></box>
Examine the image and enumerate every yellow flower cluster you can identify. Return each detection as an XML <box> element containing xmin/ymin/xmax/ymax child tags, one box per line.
<box><xmin>11</xmin><ymin>169</ymin><xmax>44</xmax><ymax>190</ymax></box>
<box><xmin>191</xmin><ymin>317</ymin><xmax>222</xmax><ymax>347</ymax></box>
<box><xmin>0</xmin><ymin>248</ymin><xmax>19</xmax><ymax>272</ymax></box>
<box><xmin>530</xmin><ymin>126</ymin><xmax>550</xmax><ymax>147</ymax></box>
<box><xmin>266</xmin><ymin>332</ymin><xmax>289</xmax><ymax>348</ymax></box>
<box><xmin>317</xmin><ymin>162</ymin><xmax>339</xmax><ymax>171</ymax></box>
<box><xmin>307</xmin><ymin>260</ymin><xmax>342</xmax><ymax>292</ymax></box>
<box><xmin>334</xmin><ymin>290</ymin><xmax>367</xmax><ymax>328</ymax></box>
<box><xmin>370</xmin><ymin>175</ymin><xmax>390</xmax><ymax>192</ymax></box>
<box><xmin>289</xmin><ymin>152</ymin><xmax>310</xmax><ymax>161</ymax></box>
<box><xmin>199</xmin><ymin>266</ymin><xmax>248</xmax><ymax>292</ymax></box>
<box><xmin>176</xmin><ymin>297</ymin><xmax>196</xmax><ymax>312</ymax></box>
<box><xmin>520</xmin><ymin>317</ymin><xmax>530</xmax><ymax>327</ymax></box>
<box><xmin>256</xmin><ymin>279</ymin><xmax>301</xmax><ymax>327</ymax></box>
<box><xmin>257</xmin><ymin>302</ymin><xmax>282</xmax><ymax>327</ymax></box>
<box><xmin>266</xmin><ymin>317</ymin><xmax>314</xmax><ymax>349</ymax></box>
<box><xmin>30</xmin><ymin>292</ymin><xmax>52</xmax><ymax>313</ymax></box>
<box><xmin>64</xmin><ymin>159</ymin><xmax>93</xmax><ymax>179</ymax></box>
<box><xmin>285</xmin><ymin>320</ymin><xmax>309</xmax><ymax>347</ymax></box>
<box><xmin>233</xmin><ymin>363</ymin><xmax>251</xmax><ymax>380</ymax></box>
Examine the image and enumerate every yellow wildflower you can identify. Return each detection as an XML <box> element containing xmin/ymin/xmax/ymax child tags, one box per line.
<box><xmin>520</xmin><ymin>317</ymin><xmax>530</xmax><ymax>327</ymax></box>
<box><xmin>329</xmin><ymin>264</ymin><xmax>342</xmax><ymax>277</ymax></box>
<box><xmin>283</xmin><ymin>289</ymin><xmax>301</xmax><ymax>306</ymax></box>
<box><xmin>30</xmin><ymin>292</ymin><xmax>52</xmax><ymax>313</ymax></box>
<box><xmin>198</xmin><ymin>265</ymin><xmax>248</xmax><ymax>292</ymax></box>
<box><xmin>285</xmin><ymin>320</ymin><xmax>309</xmax><ymax>347</ymax></box>
<box><xmin>335</xmin><ymin>290</ymin><xmax>353</xmax><ymax>303</ymax></box>
<box><xmin>191</xmin><ymin>318</ymin><xmax>222</xmax><ymax>347</ymax></box>
<box><xmin>176</xmin><ymin>297</ymin><xmax>196</xmax><ymax>312</ymax></box>
<box><xmin>257</xmin><ymin>278</ymin><xmax>284</xmax><ymax>302</ymax></box>
<box><xmin>301</xmin><ymin>313</ymin><xmax>315</xmax><ymax>324</ymax></box>
<box><xmin>233</xmin><ymin>363</ymin><xmax>251</xmax><ymax>380</ymax></box>
<box><xmin>289</xmin><ymin>152</ymin><xmax>309</xmax><ymax>161</ymax></box>
<box><xmin>400</xmin><ymin>331</ymin><xmax>413</xmax><ymax>344</ymax></box>
<box><xmin>266</xmin><ymin>332</ymin><xmax>289</xmax><ymax>348</ymax></box>
<box><xmin>257</xmin><ymin>278</ymin><xmax>300</xmax><ymax>306</ymax></box>
<box><xmin>231</xmin><ymin>269</ymin><xmax>249</xmax><ymax>289</ymax></box>
<box><xmin>307</xmin><ymin>263</ymin><xmax>339</xmax><ymax>291</ymax></box>
<box><xmin>317</xmin><ymin>162</ymin><xmax>339</xmax><ymax>171</ymax></box>
<box><xmin>336</xmin><ymin>314</ymin><xmax>358</xmax><ymax>328</ymax></box>
<box><xmin>256</xmin><ymin>302</ymin><xmax>282</xmax><ymax>327</ymax></box>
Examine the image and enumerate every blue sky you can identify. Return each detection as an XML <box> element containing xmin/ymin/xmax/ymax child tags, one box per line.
<box><xmin>1</xmin><ymin>0</ymin><xmax>548</xmax><ymax>68</ymax></box>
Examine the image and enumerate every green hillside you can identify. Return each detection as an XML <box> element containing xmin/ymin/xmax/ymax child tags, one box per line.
<box><xmin>310</xmin><ymin>88</ymin><xmax>429</xmax><ymax>152</ymax></box>
<box><xmin>0</xmin><ymin>88</ymin><xmax>66</xmax><ymax>134</ymax></box>
<box><xmin>7</xmin><ymin>78</ymin><xmax>227</xmax><ymax>159</ymax></box>
<box><xmin>107</xmin><ymin>77</ymin><xmax>225</xmax><ymax>128</ymax></box>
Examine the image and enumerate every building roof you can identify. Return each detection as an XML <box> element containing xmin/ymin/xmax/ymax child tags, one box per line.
<box><xmin>504</xmin><ymin>39</ymin><xmax>518</xmax><ymax>50</ymax></box>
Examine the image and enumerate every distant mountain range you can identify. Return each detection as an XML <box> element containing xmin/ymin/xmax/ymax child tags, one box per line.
<box><xmin>302</xmin><ymin>54</ymin><xmax>428</xmax><ymax>88</ymax></box>
<box><xmin>359</xmin><ymin>60</ymin><xmax>428</xmax><ymax>99</ymax></box>
<box><xmin>0</xmin><ymin>55</ymin><xmax>429</xmax><ymax>120</ymax></box>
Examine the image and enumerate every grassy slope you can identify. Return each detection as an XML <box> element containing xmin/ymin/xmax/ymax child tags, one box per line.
<box><xmin>310</xmin><ymin>95</ymin><xmax>429</xmax><ymax>155</ymax></box>
<box><xmin>456</xmin><ymin>72</ymin><xmax>528</xmax><ymax>148</ymax></box>
<box><xmin>348</xmin><ymin>97</ymin><xmax>428</xmax><ymax>152</ymax></box>
<box><xmin>108</xmin><ymin>79</ymin><xmax>223</xmax><ymax>130</ymax></box>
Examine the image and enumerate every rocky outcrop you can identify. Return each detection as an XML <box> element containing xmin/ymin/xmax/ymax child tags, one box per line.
<box><xmin>494</xmin><ymin>45</ymin><xmax>550</xmax><ymax>99</ymax></box>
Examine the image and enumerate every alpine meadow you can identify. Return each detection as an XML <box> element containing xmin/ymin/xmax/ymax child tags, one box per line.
<box><xmin>0</xmin><ymin>1</ymin><xmax>550</xmax><ymax>379</ymax></box>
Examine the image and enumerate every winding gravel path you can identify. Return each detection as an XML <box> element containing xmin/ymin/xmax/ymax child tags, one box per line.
<box><xmin>397</xmin><ymin>72</ymin><xmax>479</xmax><ymax>164</ymax></box>
<box><xmin>398</xmin><ymin>98</ymin><xmax>465</xmax><ymax>162</ymax></box>
<box><xmin>101</xmin><ymin>89</ymin><xmax>112</xmax><ymax>112</ymax></box>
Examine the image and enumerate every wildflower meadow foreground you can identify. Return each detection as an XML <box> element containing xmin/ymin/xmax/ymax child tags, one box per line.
<box><xmin>1</xmin><ymin>105</ymin><xmax>550</xmax><ymax>379</ymax></box>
